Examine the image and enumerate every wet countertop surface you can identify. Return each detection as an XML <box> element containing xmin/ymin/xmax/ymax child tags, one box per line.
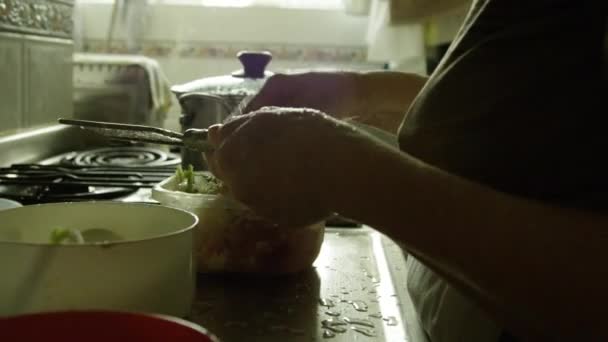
<box><xmin>189</xmin><ymin>227</ymin><xmax>424</xmax><ymax>342</ymax></box>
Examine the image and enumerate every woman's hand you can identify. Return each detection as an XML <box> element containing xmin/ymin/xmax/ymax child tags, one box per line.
<box><xmin>243</xmin><ymin>71</ymin><xmax>427</xmax><ymax>134</ymax></box>
<box><xmin>205</xmin><ymin>106</ymin><xmax>372</xmax><ymax>226</ymax></box>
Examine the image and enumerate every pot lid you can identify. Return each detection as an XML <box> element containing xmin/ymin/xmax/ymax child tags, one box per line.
<box><xmin>171</xmin><ymin>51</ymin><xmax>273</xmax><ymax>96</ymax></box>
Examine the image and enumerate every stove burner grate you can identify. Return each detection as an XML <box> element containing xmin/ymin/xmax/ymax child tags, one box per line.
<box><xmin>61</xmin><ymin>146</ymin><xmax>181</xmax><ymax>168</ymax></box>
<box><xmin>0</xmin><ymin>184</ymin><xmax>137</xmax><ymax>205</ymax></box>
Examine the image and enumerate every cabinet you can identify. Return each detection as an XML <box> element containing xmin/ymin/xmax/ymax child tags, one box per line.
<box><xmin>0</xmin><ymin>33</ymin><xmax>22</xmax><ymax>131</ymax></box>
<box><xmin>0</xmin><ymin>32</ymin><xmax>72</xmax><ymax>130</ymax></box>
<box><xmin>0</xmin><ymin>0</ymin><xmax>74</xmax><ymax>131</ymax></box>
<box><xmin>24</xmin><ymin>36</ymin><xmax>72</xmax><ymax>126</ymax></box>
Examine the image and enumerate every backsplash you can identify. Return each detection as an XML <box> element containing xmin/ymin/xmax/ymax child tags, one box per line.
<box><xmin>0</xmin><ymin>0</ymin><xmax>74</xmax><ymax>135</ymax></box>
<box><xmin>81</xmin><ymin>39</ymin><xmax>368</xmax><ymax>63</ymax></box>
<box><xmin>0</xmin><ymin>0</ymin><xmax>73</xmax><ymax>38</ymax></box>
<box><xmin>74</xmin><ymin>3</ymin><xmax>379</xmax><ymax>72</ymax></box>
<box><xmin>74</xmin><ymin>3</ymin><xmax>383</xmax><ymax>130</ymax></box>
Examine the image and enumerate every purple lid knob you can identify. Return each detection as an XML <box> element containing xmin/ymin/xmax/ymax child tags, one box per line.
<box><xmin>233</xmin><ymin>51</ymin><xmax>272</xmax><ymax>79</ymax></box>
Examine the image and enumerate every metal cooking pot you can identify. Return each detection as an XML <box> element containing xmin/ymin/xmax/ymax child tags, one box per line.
<box><xmin>171</xmin><ymin>51</ymin><xmax>273</xmax><ymax>170</ymax></box>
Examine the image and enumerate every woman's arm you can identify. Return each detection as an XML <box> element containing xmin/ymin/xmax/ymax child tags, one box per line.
<box><xmin>243</xmin><ymin>71</ymin><xmax>427</xmax><ymax>134</ymax></box>
<box><xmin>330</xmin><ymin>135</ymin><xmax>607</xmax><ymax>340</ymax></box>
<box><xmin>354</xmin><ymin>72</ymin><xmax>427</xmax><ymax>133</ymax></box>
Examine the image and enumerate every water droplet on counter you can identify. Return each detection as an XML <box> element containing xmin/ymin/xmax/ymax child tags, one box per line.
<box><xmin>368</xmin><ymin>312</ymin><xmax>383</xmax><ymax>319</ymax></box>
<box><xmin>323</xmin><ymin>330</ymin><xmax>336</xmax><ymax>338</ymax></box>
<box><xmin>352</xmin><ymin>300</ymin><xmax>368</xmax><ymax>312</ymax></box>
<box><xmin>321</xmin><ymin>318</ymin><xmax>346</xmax><ymax>326</ymax></box>
<box><xmin>319</xmin><ymin>298</ymin><xmax>335</xmax><ymax>307</ymax></box>
<box><xmin>322</xmin><ymin>319</ymin><xmax>348</xmax><ymax>334</ymax></box>
<box><xmin>385</xmin><ymin>316</ymin><xmax>398</xmax><ymax>326</ymax></box>
<box><xmin>322</xmin><ymin>318</ymin><xmax>347</xmax><ymax>327</ymax></box>
<box><xmin>325</xmin><ymin>310</ymin><xmax>341</xmax><ymax>317</ymax></box>
<box><xmin>383</xmin><ymin>316</ymin><xmax>398</xmax><ymax>326</ymax></box>
<box><xmin>325</xmin><ymin>326</ymin><xmax>348</xmax><ymax>334</ymax></box>
<box><xmin>343</xmin><ymin>317</ymin><xmax>375</xmax><ymax>328</ymax></box>
<box><xmin>351</xmin><ymin>326</ymin><xmax>377</xmax><ymax>337</ymax></box>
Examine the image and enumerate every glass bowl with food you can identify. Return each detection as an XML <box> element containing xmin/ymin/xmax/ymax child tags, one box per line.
<box><xmin>152</xmin><ymin>166</ymin><xmax>325</xmax><ymax>274</ymax></box>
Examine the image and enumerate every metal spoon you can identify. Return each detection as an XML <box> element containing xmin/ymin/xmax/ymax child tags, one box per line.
<box><xmin>58</xmin><ymin>118</ymin><xmax>214</xmax><ymax>152</ymax></box>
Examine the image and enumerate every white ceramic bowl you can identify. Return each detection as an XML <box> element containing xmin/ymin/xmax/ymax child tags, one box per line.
<box><xmin>0</xmin><ymin>198</ymin><xmax>21</xmax><ymax>211</ymax></box>
<box><xmin>0</xmin><ymin>202</ymin><xmax>198</xmax><ymax>317</ymax></box>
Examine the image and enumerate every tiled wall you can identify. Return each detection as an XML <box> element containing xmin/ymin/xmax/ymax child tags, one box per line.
<box><xmin>75</xmin><ymin>4</ymin><xmax>382</xmax><ymax>78</ymax></box>
<box><xmin>0</xmin><ymin>0</ymin><xmax>74</xmax><ymax>134</ymax></box>
<box><xmin>74</xmin><ymin>3</ymin><xmax>383</xmax><ymax>129</ymax></box>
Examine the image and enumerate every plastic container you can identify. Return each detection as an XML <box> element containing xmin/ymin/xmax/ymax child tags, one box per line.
<box><xmin>152</xmin><ymin>173</ymin><xmax>324</xmax><ymax>274</ymax></box>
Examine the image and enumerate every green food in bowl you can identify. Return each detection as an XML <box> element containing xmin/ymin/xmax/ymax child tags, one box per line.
<box><xmin>50</xmin><ymin>228</ymin><xmax>84</xmax><ymax>244</ymax></box>
<box><xmin>174</xmin><ymin>165</ymin><xmax>225</xmax><ymax>194</ymax></box>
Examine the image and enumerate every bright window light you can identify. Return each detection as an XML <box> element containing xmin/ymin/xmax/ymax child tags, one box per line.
<box><xmin>110</xmin><ymin>0</ymin><xmax>345</xmax><ymax>10</ymax></box>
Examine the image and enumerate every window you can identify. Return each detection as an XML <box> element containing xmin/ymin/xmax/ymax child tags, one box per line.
<box><xmin>147</xmin><ymin>0</ymin><xmax>344</xmax><ymax>10</ymax></box>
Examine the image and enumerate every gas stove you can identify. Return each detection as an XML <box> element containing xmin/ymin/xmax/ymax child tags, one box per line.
<box><xmin>0</xmin><ymin>146</ymin><xmax>180</xmax><ymax>205</ymax></box>
<box><xmin>0</xmin><ymin>125</ymin><xmax>360</xmax><ymax>226</ymax></box>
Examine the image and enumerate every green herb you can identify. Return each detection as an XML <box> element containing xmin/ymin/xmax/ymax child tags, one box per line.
<box><xmin>175</xmin><ymin>165</ymin><xmax>185</xmax><ymax>184</ymax></box>
<box><xmin>185</xmin><ymin>164</ymin><xmax>195</xmax><ymax>193</ymax></box>
<box><xmin>50</xmin><ymin>228</ymin><xmax>85</xmax><ymax>244</ymax></box>
<box><xmin>174</xmin><ymin>165</ymin><xmax>225</xmax><ymax>194</ymax></box>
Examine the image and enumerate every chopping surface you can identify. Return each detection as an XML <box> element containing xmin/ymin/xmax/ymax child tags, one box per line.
<box><xmin>190</xmin><ymin>227</ymin><xmax>418</xmax><ymax>342</ymax></box>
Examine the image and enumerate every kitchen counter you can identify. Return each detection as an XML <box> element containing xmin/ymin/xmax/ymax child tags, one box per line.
<box><xmin>189</xmin><ymin>227</ymin><xmax>428</xmax><ymax>342</ymax></box>
<box><xmin>0</xmin><ymin>124</ymin><xmax>428</xmax><ymax>341</ymax></box>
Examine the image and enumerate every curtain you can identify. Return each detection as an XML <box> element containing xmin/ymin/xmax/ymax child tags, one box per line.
<box><xmin>147</xmin><ymin>0</ymin><xmax>343</xmax><ymax>9</ymax></box>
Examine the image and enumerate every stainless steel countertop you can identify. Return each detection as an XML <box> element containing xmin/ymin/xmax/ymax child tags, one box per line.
<box><xmin>190</xmin><ymin>227</ymin><xmax>426</xmax><ymax>342</ymax></box>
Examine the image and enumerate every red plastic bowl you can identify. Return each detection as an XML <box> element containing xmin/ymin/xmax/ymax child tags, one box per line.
<box><xmin>0</xmin><ymin>311</ymin><xmax>220</xmax><ymax>342</ymax></box>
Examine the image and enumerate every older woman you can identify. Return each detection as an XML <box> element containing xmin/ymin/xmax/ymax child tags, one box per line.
<box><xmin>205</xmin><ymin>1</ymin><xmax>608</xmax><ymax>340</ymax></box>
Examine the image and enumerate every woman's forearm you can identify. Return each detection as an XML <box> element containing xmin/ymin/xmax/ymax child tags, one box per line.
<box><xmin>353</xmin><ymin>71</ymin><xmax>427</xmax><ymax>133</ymax></box>
<box><xmin>358</xmin><ymin>71</ymin><xmax>427</xmax><ymax>113</ymax></box>
<box><xmin>329</xmin><ymin>136</ymin><xmax>607</xmax><ymax>340</ymax></box>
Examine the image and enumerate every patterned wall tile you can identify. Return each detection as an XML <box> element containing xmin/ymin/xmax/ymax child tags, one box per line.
<box><xmin>0</xmin><ymin>0</ymin><xmax>73</xmax><ymax>38</ymax></box>
<box><xmin>81</xmin><ymin>39</ymin><xmax>368</xmax><ymax>63</ymax></box>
